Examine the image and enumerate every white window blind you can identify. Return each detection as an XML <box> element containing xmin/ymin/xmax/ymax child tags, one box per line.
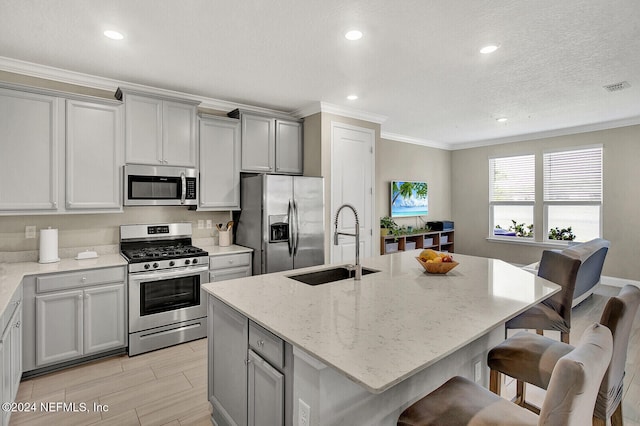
<box><xmin>489</xmin><ymin>155</ymin><xmax>535</xmax><ymax>202</ymax></box>
<box><xmin>543</xmin><ymin>147</ymin><xmax>602</xmax><ymax>202</ymax></box>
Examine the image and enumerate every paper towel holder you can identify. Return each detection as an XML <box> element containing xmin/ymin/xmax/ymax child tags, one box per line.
<box><xmin>39</xmin><ymin>227</ymin><xmax>60</xmax><ymax>264</ymax></box>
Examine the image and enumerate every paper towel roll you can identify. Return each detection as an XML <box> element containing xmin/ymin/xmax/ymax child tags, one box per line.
<box><xmin>39</xmin><ymin>228</ymin><xmax>60</xmax><ymax>263</ymax></box>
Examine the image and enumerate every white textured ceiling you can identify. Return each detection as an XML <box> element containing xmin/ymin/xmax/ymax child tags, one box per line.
<box><xmin>1</xmin><ymin>0</ymin><xmax>639</xmax><ymax>148</ymax></box>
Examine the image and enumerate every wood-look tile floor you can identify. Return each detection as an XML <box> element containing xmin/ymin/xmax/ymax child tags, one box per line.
<box><xmin>10</xmin><ymin>338</ymin><xmax>212</xmax><ymax>426</ymax></box>
<box><xmin>9</xmin><ymin>285</ymin><xmax>640</xmax><ymax>425</ymax></box>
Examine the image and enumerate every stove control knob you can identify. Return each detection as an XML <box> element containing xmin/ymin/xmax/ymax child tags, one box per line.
<box><xmin>144</xmin><ymin>264</ymin><xmax>150</xmax><ymax>270</ymax></box>
<box><xmin>169</xmin><ymin>261</ymin><xmax>175</xmax><ymax>267</ymax></box>
<box><xmin>185</xmin><ymin>259</ymin><xmax>191</xmax><ymax>265</ymax></box>
<box><xmin>153</xmin><ymin>262</ymin><xmax>159</xmax><ymax>269</ymax></box>
<box><xmin>192</xmin><ymin>258</ymin><xmax>198</xmax><ymax>264</ymax></box>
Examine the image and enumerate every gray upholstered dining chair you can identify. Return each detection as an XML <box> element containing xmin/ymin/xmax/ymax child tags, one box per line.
<box><xmin>488</xmin><ymin>285</ymin><xmax>640</xmax><ymax>425</ymax></box>
<box><xmin>506</xmin><ymin>250</ymin><xmax>581</xmax><ymax>344</ymax></box>
<box><xmin>397</xmin><ymin>323</ymin><xmax>612</xmax><ymax>426</ymax></box>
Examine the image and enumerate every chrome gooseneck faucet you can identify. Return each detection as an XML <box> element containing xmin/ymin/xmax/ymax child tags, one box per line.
<box><xmin>333</xmin><ymin>204</ymin><xmax>361</xmax><ymax>280</ymax></box>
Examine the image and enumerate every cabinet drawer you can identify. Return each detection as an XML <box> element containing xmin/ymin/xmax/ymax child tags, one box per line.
<box><xmin>209</xmin><ymin>267</ymin><xmax>251</xmax><ymax>283</ymax></box>
<box><xmin>36</xmin><ymin>267</ymin><xmax>125</xmax><ymax>293</ymax></box>
<box><xmin>249</xmin><ymin>321</ymin><xmax>284</xmax><ymax>369</ymax></box>
<box><xmin>209</xmin><ymin>253</ymin><xmax>251</xmax><ymax>271</ymax></box>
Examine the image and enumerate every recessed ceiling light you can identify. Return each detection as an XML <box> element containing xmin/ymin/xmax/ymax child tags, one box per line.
<box><xmin>480</xmin><ymin>44</ymin><xmax>500</xmax><ymax>54</ymax></box>
<box><xmin>104</xmin><ymin>30</ymin><xmax>124</xmax><ymax>40</ymax></box>
<box><xmin>345</xmin><ymin>30</ymin><xmax>363</xmax><ymax>41</ymax></box>
<box><xmin>496</xmin><ymin>117</ymin><xmax>508</xmax><ymax>123</ymax></box>
<box><xmin>347</xmin><ymin>94</ymin><xmax>358</xmax><ymax>100</ymax></box>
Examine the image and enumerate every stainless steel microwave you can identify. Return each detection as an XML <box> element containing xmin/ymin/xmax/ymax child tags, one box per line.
<box><xmin>124</xmin><ymin>164</ymin><xmax>198</xmax><ymax>206</ymax></box>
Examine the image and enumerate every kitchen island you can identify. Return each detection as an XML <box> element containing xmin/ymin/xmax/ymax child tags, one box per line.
<box><xmin>202</xmin><ymin>250</ymin><xmax>560</xmax><ymax>425</ymax></box>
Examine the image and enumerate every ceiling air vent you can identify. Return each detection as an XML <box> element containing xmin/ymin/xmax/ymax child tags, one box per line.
<box><xmin>603</xmin><ymin>81</ymin><xmax>631</xmax><ymax>92</ymax></box>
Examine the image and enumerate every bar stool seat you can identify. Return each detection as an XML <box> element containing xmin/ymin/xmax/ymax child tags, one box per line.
<box><xmin>398</xmin><ymin>323</ymin><xmax>613</xmax><ymax>426</ymax></box>
<box><xmin>488</xmin><ymin>331</ymin><xmax>573</xmax><ymax>390</ymax></box>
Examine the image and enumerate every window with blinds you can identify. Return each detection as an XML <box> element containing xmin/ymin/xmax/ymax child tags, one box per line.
<box><xmin>544</xmin><ymin>146</ymin><xmax>602</xmax><ymax>242</ymax></box>
<box><xmin>489</xmin><ymin>154</ymin><xmax>535</xmax><ymax>237</ymax></box>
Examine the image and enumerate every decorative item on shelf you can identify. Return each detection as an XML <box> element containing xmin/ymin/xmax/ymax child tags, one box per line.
<box><xmin>380</xmin><ymin>216</ymin><xmax>401</xmax><ymax>240</ymax></box>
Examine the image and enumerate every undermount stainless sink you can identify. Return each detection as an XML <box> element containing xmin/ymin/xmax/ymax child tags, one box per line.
<box><xmin>287</xmin><ymin>266</ymin><xmax>379</xmax><ymax>286</ymax></box>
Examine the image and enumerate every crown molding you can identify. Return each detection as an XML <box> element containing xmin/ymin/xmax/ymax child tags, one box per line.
<box><xmin>380</xmin><ymin>132</ymin><xmax>453</xmax><ymax>150</ymax></box>
<box><xmin>0</xmin><ymin>56</ymin><xmax>293</xmax><ymax>116</ymax></box>
<box><xmin>292</xmin><ymin>101</ymin><xmax>387</xmax><ymax>124</ymax></box>
<box><xmin>451</xmin><ymin>115</ymin><xmax>640</xmax><ymax>150</ymax></box>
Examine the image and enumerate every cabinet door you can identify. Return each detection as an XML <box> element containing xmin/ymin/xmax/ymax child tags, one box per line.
<box><xmin>66</xmin><ymin>99</ymin><xmax>123</xmax><ymax>210</ymax></box>
<box><xmin>124</xmin><ymin>94</ymin><xmax>163</xmax><ymax>165</ymax></box>
<box><xmin>1</xmin><ymin>325</ymin><xmax>9</xmax><ymax>426</ymax></box>
<box><xmin>35</xmin><ymin>290</ymin><xmax>83</xmax><ymax>366</ymax></box>
<box><xmin>248</xmin><ymin>349</ymin><xmax>284</xmax><ymax>426</ymax></box>
<box><xmin>163</xmin><ymin>100</ymin><xmax>197</xmax><ymax>167</ymax></box>
<box><xmin>275</xmin><ymin>119</ymin><xmax>303</xmax><ymax>174</ymax></box>
<box><xmin>0</xmin><ymin>89</ymin><xmax>60</xmax><ymax>211</ymax></box>
<box><xmin>241</xmin><ymin>114</ymin><xmax>274</xmax><ymax>172</ymax></box>
<box><xmin>84</xmin><ymin>284</ymin><xmax>126</xmax><ymax>354</ymax></box>
<box><xmin>199</xmin><ymin>116</ymin><xmax>241</xmax><ymax>210</ymax></box>
<box><xmin>9</xmin><ymin>304</ymin><xmax>22</xmax><ymax>402</ymax></box>
<box><xmin>209</xmin><ymin>297</ymin><xmax>248</xmax><ymax>426</ymax></box>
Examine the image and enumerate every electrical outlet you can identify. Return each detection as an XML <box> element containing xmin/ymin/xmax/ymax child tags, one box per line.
<box><xmin>298</xmin><ymin>399</ymin><xmax>310</xmax><ymax>426</ymax></box>
<box><xmin>474</xmin><ymin>361</ymin><xmax>482</xmax><ymax>383</ymax></box>
<box><xmin>197</xmin><ymin>220</ymin><xmax>204</xmax><ymax>229</ymax></box>
<box><xmin>25</xmin><ymin>225</ymin><xmax>36</xmax><ymax>239</ymax></box>
<box><xmin>206</xmin><ymin>220</ymin><xmax>213</xmax><ymax>229</ymax></box>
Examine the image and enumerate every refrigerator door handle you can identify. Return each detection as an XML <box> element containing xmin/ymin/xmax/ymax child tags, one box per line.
<box><xmin>287</xmin><ymin>199</ymin><xmax>294</xmax><ymax>256</ymax></box>
<box><xmin>293</xmin><ymin>199</ymin><xmax>300</xmax><ymax>255</ymax></box>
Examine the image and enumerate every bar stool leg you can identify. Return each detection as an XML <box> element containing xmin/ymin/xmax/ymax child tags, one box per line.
<box><xmin>561</xmin><ymin>331</ymin><xmax>570</xmax><ymax>344</ymax></box>
<box><xmin>611</xmin><ymin>402</ymin><xmax>623</xmax><ymax>426</ymax></box>
<box><xmin>489</xmin><ymin>369</ymin><xmax>501</xmax><ymax>395</ymax></box>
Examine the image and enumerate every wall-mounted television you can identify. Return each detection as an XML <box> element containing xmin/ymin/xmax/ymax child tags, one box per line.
<box><xmin>391</xmin><ymin>181</ymin><xmax>428</xmax><ymax>217</ymax></box>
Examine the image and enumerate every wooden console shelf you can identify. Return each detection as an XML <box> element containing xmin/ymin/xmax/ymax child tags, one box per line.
<box><xmin>380</xmin><ymin>229</ymin><xmax>454</xmax><ymax>255</ymax></box>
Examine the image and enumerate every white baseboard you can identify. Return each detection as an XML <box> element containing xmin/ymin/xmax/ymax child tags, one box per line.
<box><xmin>601</xmin><ymin>275</ymin><xmax>640</xmax><ymax>289</ymax></box>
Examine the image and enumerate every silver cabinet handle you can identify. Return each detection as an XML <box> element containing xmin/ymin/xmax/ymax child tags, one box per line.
<box><xmin>15</xmin><ymin>321</ymin><xmax>20</xmax><ymax>328</ymax></box>
<box><xmin>244</xmin><ymin>359</ymin><xmax>252</xmax><ymax>365</ymax></box>
<box><xmin>257</xmin><ymin>339</ymin><xmax>265</xmax><ymax>347</ymax></box>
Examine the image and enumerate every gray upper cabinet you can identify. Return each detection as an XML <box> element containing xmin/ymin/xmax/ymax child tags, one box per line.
<box><xmin>275</xmin><ymin>119</ymin><xmax>303</xmax><ymax>174</ymax></box>
<box><xmin>117</xmin><ymin>87</ymin><xmax>199</xmax><ymax>167</ymax></box>
<box><xmin>0</xmin><ymin>88</ymin><xmax>61</xmax><ymax>212</ymax></box>
<box><xmin>0</xmin><ymin>84</ymin><xmax>124</xmax><ymax>215</ymax></box>
<box><xmin>198</xmin><ymin>115</ymin><xmax>241</xmax><ymax>210</ymax></box>
<box><xmin>228</xmin><ymin>109</ymin><xmax>303</xmax><ymax>175</ymax></box>
<box><xmin>66</xmin><ymin>99</ymin><xmax>123</xmax><ymax>211</ymax></box>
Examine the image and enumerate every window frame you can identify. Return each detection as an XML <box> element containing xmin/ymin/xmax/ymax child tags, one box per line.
<box><xmin>542</xmin><ymin>145</ymin><xmax>603</xmax><ymax>243</ymax></box>
<box><xmin>488</xmin><ymin>154</ymin><xmax>536</xmax><ymax>240</ymax></box>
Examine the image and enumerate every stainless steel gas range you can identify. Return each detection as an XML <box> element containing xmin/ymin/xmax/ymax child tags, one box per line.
<box><xmin>120</xmin><ymin>223</ymin><xmax>209</xmax><ymax>356</ymax></box>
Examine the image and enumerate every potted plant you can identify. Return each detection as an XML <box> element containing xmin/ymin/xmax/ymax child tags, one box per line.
<box><xmin>380</xmin><ymin>216</ymin><xmax>399</xmax><ymax>237</ymax></box>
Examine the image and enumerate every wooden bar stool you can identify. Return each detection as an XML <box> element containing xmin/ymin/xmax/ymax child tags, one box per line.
<box><xmin>397</xmin><ymin>323</ymin><xmax>612</xmax><ymax>426</ymax></box>
<box><xmin>488</xmin><ymin>285</ymin><xmax>640</xmax><ymax>425</ymax></box>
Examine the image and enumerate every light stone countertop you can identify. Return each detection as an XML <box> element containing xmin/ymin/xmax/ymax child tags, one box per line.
<box><xmin>202</xmin><ymin>250</ymin><xmax>560</xmax><ymax>394</ymax></box>
<box><xmin>197</xmin><ymin>243</ymin><xmax>253</xmax><ymax>257</ymax></box>
<box><xmin>0</xmin><ymin>254</ymin><xmax>127</xmax><ymax>319</ymax></box>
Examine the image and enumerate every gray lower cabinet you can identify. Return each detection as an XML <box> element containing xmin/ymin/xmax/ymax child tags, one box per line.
<box><xmin>208</xmin><ymin>297</ymin><xmax>292</xmax><ymax>426</ymax></box>
<box><xmin>35</xmin><ymin>283</ymin><xmax>126</xmax><ymax>366</ymax></box>
<box><xmin>1</xmin><ymin>286</ymin><xmax>23</xmax><ymax>426</ymax></box>
<box><xmin>23</xmin><ymin>266</ymin><xmax>127</xmax><ymax>373</ymax></box>
<box><xmin>209</xmin><ymin>253</ymin><xmax>252</xmax><ymax>283</ymax></box>
<box><xmin>248</xmin><ymin>349</ymin><xmax>284</xmax><ymax>426</ymax></box>
<box><xmin>209</xmin><ymin>297</ymin><xmax>248</xmax><ymax>426</ymax></box>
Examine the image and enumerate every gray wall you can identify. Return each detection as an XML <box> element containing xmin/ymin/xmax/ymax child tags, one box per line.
<box><xmin>451</xmin><ymin>124</ymin><xmax>640</xmax><ymax>281</ymax></box>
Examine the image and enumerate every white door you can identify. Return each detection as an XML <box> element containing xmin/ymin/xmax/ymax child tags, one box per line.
<box><xmin>330</xmin><ymin>122</ymin><xmax>375</xmax><ymax>263</ymax></box>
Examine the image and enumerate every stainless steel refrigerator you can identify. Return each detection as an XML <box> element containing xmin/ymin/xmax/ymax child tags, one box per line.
<box><xmin>235</xmin><ymin>174</ymin><xmax>325</xmax><ymax>275</ymax></box>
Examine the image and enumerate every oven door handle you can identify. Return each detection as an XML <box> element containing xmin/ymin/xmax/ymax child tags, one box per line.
<box><xmin>129</xmin><ymin>265</ymin><xmax>209</xmax><ymax>281</ymax></box>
